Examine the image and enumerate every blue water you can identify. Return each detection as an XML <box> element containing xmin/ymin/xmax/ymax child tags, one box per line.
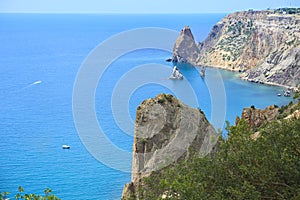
<box><xmin>0</xmin><ymin>14</ymin><xmax>293</xmax><ymax>199</ymax></box>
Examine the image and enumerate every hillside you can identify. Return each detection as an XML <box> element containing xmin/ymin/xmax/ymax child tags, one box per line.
<box><xmin>137</xmin><ymin>101</ymin><xmax>300</xmax><ymax>199</ymax></box>
<box><xmin>173</xmin><ymin>9</ymin><xmax>300</xmax><ymax>88</ymax></box>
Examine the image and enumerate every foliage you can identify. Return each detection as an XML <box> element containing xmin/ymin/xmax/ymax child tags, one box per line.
<box><xmin>165</xmin><ymin>94</ymin><xmax>174</xmax><ymax>103</ymax></box>
<box><xmin>293</xmin><ymin>88</ymin><xmax>300</xmax><ymax>100</ymax></box>
<box><xmin>274</xmin><ymin>8</ymin><xmax>300</xmax><ymax>15</ymax></box>
<box><xmin>142</xmin><ymin>118</ymin><xmax>300</xmax><ymax>199</ymax></box>
<box><xmin>0</xmin><ymin>186</ymin><xmax>60</xmax><ymax>200</ymax></box>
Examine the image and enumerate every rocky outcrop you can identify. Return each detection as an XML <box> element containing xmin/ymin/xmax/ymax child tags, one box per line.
<box><xmin>236</xmin><ymin>105</ymin><xmax>279</xmax><ymax>129</ymax></box>
<box><xmin>173</xmin><ymin>10</ymin><xmax>300</xmax><ymax>88</ymax></box>
<box><xmin>285</xmin><ymin>109</ymin><xmax>300</xmax><ymax>119</ymax></box>
<box><xmin>122</xmin><ymin>94</ymin><xmax>219</xmax><ymax>199</ymax></box>
<box><xmin>235</xmin><ymin>101</ymin><xmax>300</xmax><ymax>130</ymax></box>
<box><xmin>242</xmin><ymin>47</ymin><xmax>300</xmax><ymax>88</ymax></box>
<box><xmin>172</xmin><ymin>26</ymin><xmax>200</xmax><ymax>64</ymax></box>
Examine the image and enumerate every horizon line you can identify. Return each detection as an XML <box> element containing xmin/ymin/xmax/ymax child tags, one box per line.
<box><xmin>0</xmin><ymin>11</ymin><xmax>230</xmax><ymax>14</ymax></box>
<box><xmin>0</xmin><ymin>7</ymin><xmax>295</xmax><ymax>15</ymax></box>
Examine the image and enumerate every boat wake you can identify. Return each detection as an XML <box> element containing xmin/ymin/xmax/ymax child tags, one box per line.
<box><xmin>22</xmin><ymin>80</ymin><xmax>42</xmax><ymax>89</ymax></box>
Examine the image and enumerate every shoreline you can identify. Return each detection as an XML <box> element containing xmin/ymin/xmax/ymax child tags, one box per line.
<box><xmin>191</xmin><ymin>63</ymin><xmax>298</xmax><ymax>92</ymax></box>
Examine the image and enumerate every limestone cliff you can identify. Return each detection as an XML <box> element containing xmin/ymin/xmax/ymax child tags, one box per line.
<box><xmin>172</xmin><ymin>26</ymin><xmax>200</xmax><ymax>64</ymax></box>
<box><xmin>122</xmin><ymin>94</ymin><xmax>218</xmax><ymax>199</ymax></box>
<box><xmin>173</xmin><ymin>9</ymin><xmax>300</xmax><ymax>88</ymax></box>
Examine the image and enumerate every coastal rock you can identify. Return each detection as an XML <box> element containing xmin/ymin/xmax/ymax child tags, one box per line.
<box><xmin>121</xmin><ymin>183</ymin><xmax>134</xmax><ymax>200</ymax></box>
<box><xmin>236</xmin><ymin>105</ymin><xmax>279</xmax><ymax>129</ymax></box>
<box><xmin>122</xmin><ymin>94</ymin><xmax>218</xmax><ymax>199</ymax></box>
<box><xmin>172</xmin><ymin>26</ymin><xmax>200</xmax><ymax>65</ymax></box>
<box><xmin>241</xmin><ymin>47</ymin><xmax>300</xmax><ymax>88</ymax></box>
<box><xmin>285</xmin><ymin>109</ymin><xmax>300</xmax><ymax>119</ymax></box>
<box><xmin>174</xmin><ymin>10</ymin><xmax>300</xmax><ymax>88</ymax></box>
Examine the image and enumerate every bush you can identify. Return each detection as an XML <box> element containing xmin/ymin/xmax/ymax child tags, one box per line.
<box><xmin>0</xmin><ymin>187</ymin><xmax>60</xmax><ymax>200</ymax></box>
<box><xmin>157</xmin><ymin>97</ymin><xmax>166</xmax><ymax>104</ymax></box>
<box><xmin>165</xmin><ymin>94</ymin><xmax>173</xmax><ymax>102</ymax></box>
<box><xmin>142</xmin><ymin>118</ymin><xmax>300</xmax><ymax>199</ymax></box>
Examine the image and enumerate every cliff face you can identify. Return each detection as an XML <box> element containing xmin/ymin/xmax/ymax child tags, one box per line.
<box><xmin>243</xmin><ymin>46</ymin><xmax>300</xmax><ymax>87</ymax></box>
<box><xmin>172</xmin><ymin>26</ymin><xmax>200</xmax><ymax>64</ymax></box>
<box><xmin>122</xmin><ymin>94</ymin><xmax>218</xmax><ymax>199</ymax></box>
<box><xmin>173</xmin><ymin>10</ymin><xmax>300</xmax><ymax>88</ymax></box>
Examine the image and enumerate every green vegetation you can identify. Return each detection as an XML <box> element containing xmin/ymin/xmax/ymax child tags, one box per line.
<box><xmin>157</xmin><ymin>96</ymin><xmax>166</xmax><ymax>104</ymax></box>
<box><xmin>277</xmin><ymin>101</ymin><xmax>300</xmax><ymax>120</ymax></box>
<box><xmin>215</xmin><ymin>19</ymin><xmax>255</xmax><ymax>63</ymax></box>
<box><xmin>0</xmin><ymin>187</ymin><xmax>60</xmax><ymax>200</ymax></box>
<box><xmin>274</xmin><ymin>8</ymin><xmax>300</xmax><ymax>15</ymax></box>
<box><xmin>165</xmin><ymin>94</ymin><xmax>174</xmax><ymax>103</ymax></box>
<box><xmin>157</xmin><ymin>94</ymin><xmax>175</xmax><ymax>104</ymax></box>
<box><xmin>293</xmin><ymin>88</ymin><xmax>300</xmax><ymax>100</ymax></box>
<box><xmin>141</xmin><ymin>117</ymin><xmax>300</xmax><ymax>199</ymax></box>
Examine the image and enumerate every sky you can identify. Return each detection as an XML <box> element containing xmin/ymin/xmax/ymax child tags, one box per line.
<box><xmin>0</xmin><ymin>0</ymin><xmax>299</xmax><ymax>14</ymax></box>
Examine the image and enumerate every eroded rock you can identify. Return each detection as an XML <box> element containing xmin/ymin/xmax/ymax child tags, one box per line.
<box><xmin>172</xmin><ymin>26</ymin><xmax>200</xmax><ymax>65</ymax></box>
<box><xmin>122</xmin><ymin>94</ymin><xmax>218</xmax><ymax>199</ymax></box>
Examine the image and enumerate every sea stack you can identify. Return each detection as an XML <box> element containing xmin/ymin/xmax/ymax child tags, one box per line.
<box><xmin>172</xmin><ymin>26</ymin><xmax>200</xmax><ymax>65</ymax></box>
<box><xmin>121</xmin><ymin>94</ymin><xmax>218</xmax><ymax>199</ymax></box>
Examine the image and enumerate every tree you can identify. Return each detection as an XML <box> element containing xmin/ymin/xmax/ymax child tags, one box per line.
<box><xmin>142</xmin><ymin>118</ymin><xmax>300</xmax><ymax>199</ymax></box>
<box><xmin>0</xmin><ymin>186</ymin><xmax>60</xmax><ymax>200</ymax></box>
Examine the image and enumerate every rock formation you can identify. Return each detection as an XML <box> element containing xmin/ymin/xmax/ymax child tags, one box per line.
<box><xmin>235</xmin><ymin>105</ymin><xmax>279</xmax><ymax>129</ymax></box>
<box><xmin>235</xmin><ymin>100</ymin><xmax>300</xmax><ymax>130</ymax></box>
<box><xmin>172</xmin><ymin>26</ymin><xmax>200</xmax><ymax>64</ymax></box>
<box><xmin>122</xmin><ymin>94</ymin><xmax>219</xmax><ymax>199</ymax></box>
<box><xmin>173</xmin><ymin>9</ymin><xmax>300</xmax><ymax>88</ymax></box>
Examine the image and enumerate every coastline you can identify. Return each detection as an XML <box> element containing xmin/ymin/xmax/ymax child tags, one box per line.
<box><xmin>240</xmin><ymin>76</ymin><xmax>298</xmax><ymax>91</ymax></box>
<box><xmin>172</xmin><ymin>11</ymin><xmax>300</xmax><ymax>92</ymax></box>
<box><xmin>190</xmin><ymin>64</ymin><xmax>298</xmax><ymax>91</ymax></box>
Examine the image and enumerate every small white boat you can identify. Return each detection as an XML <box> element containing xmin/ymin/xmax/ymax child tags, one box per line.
<box><xmin>62</xmin><ymin>145</ymin><xmax>70</xmax><ymax>149</ymax></box>
<box><xmin>169</xmin><ymin>66</ymin><xmax>183</xmax><ymax>80</ymax></box>
<box><xmin>284</xmin><ymin>89</ymin><xmax>291</xmax><ymax>97</ymax></box>
<box><xmin>277</xmin><ymin>93</ymin><xmax>282</xmax><ymax>96</ymax></box>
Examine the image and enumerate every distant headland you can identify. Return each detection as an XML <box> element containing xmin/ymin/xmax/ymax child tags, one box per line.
<box><xmin>172</xmin><ymin>8</ymin><xmax>300</xmax><ymax>89</ymax></box>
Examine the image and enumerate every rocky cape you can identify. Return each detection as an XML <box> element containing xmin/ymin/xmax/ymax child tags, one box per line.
<box><xmin>173</xmin><ymin>10</ymin><xmax>300</xmax><ymax>89</ymax></box>
<box><xmin>121</xmin><ymin>94</ymin><xmax>219</xmax><ymax>199</ymax></box>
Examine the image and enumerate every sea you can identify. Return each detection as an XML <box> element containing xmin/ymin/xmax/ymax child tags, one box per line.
<box><xmin>0</xmin><ymin>14</ymin><xmax>294</xmax><ymax>199</ymax></box>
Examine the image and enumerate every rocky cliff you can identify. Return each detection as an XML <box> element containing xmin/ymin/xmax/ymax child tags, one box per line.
<box><xmin>173</xmin><ymin>9</ymin><xmax>300</xmax><ymax>88</ymax></box>
<box><xmin>122</xmin><ymin>94</ymin><xmax>218</xmax><ymax>199</ymax></box>
<box><xmin>172</xmin><ymin>26</ymin><xmax>200</xmax><ymax>64</ymax></box>
<box><xmin>235</xmin><ymin>105</ymin><xmax>279</xmax><ymax>129</ymax></box>
<box><xmin>235</xmin><ymin>101</ymin><xmax>300</xmax><ymax>130</ymax></box>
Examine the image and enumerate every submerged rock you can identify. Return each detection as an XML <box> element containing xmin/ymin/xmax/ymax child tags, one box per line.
<box><xmin>165</xmin><ymin>58</ymin><xmax>172</xmax><ymax>62</ymax></box>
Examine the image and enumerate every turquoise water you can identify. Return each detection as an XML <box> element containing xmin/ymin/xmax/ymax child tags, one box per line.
<box><xmin>0</xmin><ymin>14</ymin><xmax>293</xmax><ymax>199</ymax></box>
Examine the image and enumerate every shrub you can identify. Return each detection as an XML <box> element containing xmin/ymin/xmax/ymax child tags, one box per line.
<box><xmin>0</xmin><ymin>187</ymin><xmax>60</xmax><ymax>200</ymax></box>
<box><xmin>165</xmin><ymin>94</ymin><xmax>173</xmax><ymax>102</ymax></box>
<box><xmin>142</xmin><ymin>118</ymin><xmax>300</xmax><ymax>199</ymax></box>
